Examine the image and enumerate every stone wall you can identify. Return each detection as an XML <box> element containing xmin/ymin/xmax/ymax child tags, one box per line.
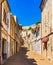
<box><xmin>41</xmin><ymin>0</ymin><xmax>53</xmax><ymax>60</ymax></box>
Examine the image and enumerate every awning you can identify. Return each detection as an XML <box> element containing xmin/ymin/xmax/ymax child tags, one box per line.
<box><xmin>42</xmin><ymin>37</ymin><xmax>49</xmax><ymax>43</ymax></box>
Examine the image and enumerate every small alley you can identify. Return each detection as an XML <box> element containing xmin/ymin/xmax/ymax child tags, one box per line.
<box><xmin>0</xmin><ymin>0</ymin><xmax>53</xmax><ymax>65</ymax></box>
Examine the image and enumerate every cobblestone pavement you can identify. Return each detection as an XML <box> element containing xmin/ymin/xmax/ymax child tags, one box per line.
<box><xmin>24</xmin><ymin>43</ymin><xmax>53</xmax><ymax>65</ymax></box>
<box><xmin>27</xmin><ymin>51</ymin><xmax>53</xmax><ymax>65</ymax></box>
<box><xmin>3</xmin><ymin>47</ymin><xmax>37</xmax><ymax>65</ymax></box>
<box><xmin>3</xmin><ymin>46</ymin><xmax>53</xmax><ymax>65</ymax></box>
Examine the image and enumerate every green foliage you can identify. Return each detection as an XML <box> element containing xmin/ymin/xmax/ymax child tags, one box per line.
<box><xmin>36</xmin><ymin>21</ymin><xmax>41</xmax><ymax>25</ymax></box>
<box><xmin>28</xmin><ymin>27</ymin><xmax>32</xmax><ymax>30</ymax></box>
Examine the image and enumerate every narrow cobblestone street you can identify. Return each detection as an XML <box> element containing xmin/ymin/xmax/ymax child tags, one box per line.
<box><xmin>0</xmin><ymin>0</ymin><xmax>53</xmax><ymax>65</ymax></box>
<box><xmin>3</xmin><ymin>47</ymin><xmax>37</xmax><ymax>65</ymax></box>
<box><xmin>3</xmin><ymin>46</ymin><xmax>53</xmax><ymax>65</ymax></box>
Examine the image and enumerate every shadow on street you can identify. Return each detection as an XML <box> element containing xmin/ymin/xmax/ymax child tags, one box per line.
<box><xmin>3</xmin><ymin>47</ymin><xmax>37</xmax><ymax>65</ymax></box>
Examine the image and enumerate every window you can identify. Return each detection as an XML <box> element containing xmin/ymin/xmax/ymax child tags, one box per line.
<box><xmin>7</xmin><ymin>18</ymin><xmax>9</xmax><ymax>27</ymax></box>
<box><xmin>28</xmin><ymin>34</ymin><xmax>30</xmax><ymax>38</ymax></box>
<box><xmin>3</xmin><ymin>9</ymin><xmax>7</xmax><ymax>24</ymax></box>
<box><xmin>36</xmin><ymin>28</ymin><xmax>40</xmax><ymax>37</ymax></box>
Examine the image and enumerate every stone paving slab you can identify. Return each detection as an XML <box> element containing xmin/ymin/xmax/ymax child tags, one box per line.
<box><xmin>26</xmin><ymin>51</ymin><xmax>53</xmax><ymax>65</ymax></box>
<box><xmin>3</xmin><ymin>47</ymin><xmax>37</xmax><ymax>65</ymax></box>
<box><xmin>3</xmin><ymin>46</ymin><xmax>53</xmax><ymax>65</ymax></box>
<box><xmin>24</xmin><ymin>43</ymin><xmax>53</xmax><ymax>65</ymax></box>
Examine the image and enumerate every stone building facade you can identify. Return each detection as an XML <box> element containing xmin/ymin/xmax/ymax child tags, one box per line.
<box><xmin>0</xmin><ymin>0</ymin><xmax>23</xmax><ymax>64</ymax></box>
<box><xmin>41</xmin><ymin>0</ymin><xmax>53</xmax><ymax>60</ymax></box>
<box><xmin>22</xmin><ymin>24</ymin><xmax>42</xmax><ymax>54</ymax></box>
<box><xmin>32</xmin><ymin>23</ymin><xmax>42</xmax><ymax>54</ymax></box>
<box><xmin>1</xmin><ymin>0</ymin><xmax>10</xmax><ymax>64</ymax></box>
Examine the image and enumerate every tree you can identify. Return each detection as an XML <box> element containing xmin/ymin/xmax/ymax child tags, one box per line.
<box><xmin>28</xmin><ymin>27</ymin><xmax>32</xmax><ymax>30</ymax></box>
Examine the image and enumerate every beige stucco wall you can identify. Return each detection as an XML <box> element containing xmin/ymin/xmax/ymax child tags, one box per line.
<box><xmin>41</xmin><ymin>0</ymin><xmax>53</xmax><ymax>60</ymax></box>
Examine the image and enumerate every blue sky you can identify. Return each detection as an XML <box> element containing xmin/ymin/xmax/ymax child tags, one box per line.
<box><xmin>8</xmin><ymin>0</ymin><xmax>41</xmax><ymax>26</ymax></box>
